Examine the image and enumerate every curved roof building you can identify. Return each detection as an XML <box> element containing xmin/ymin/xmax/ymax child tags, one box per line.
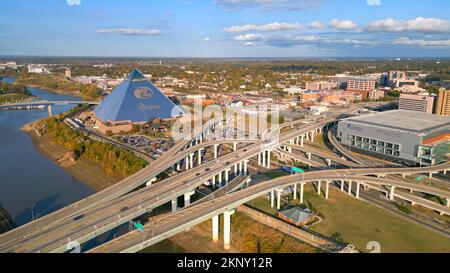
<box><xmin>95</xmin><ymin>69</ymin><xmax>184</xmax><ymax>123</ymax></box>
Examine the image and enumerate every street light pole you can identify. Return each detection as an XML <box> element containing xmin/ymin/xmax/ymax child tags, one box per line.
<box><xmin>31</xmin><ymin>204</ymin><xmax>36</xmax><ymax>221</ymax></box>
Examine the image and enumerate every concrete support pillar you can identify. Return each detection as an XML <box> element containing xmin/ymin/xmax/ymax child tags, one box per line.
<box><xmin>300</xmin><ymin>135</ymin><xmax>304</xmax><ymax>146</ymax></box>
<box><xmin>300</xmin><ymin>183</ymin><xmax>305</xmax><ymax>204</ymax></box>
<box><xmin>267</xmin><ymin>150</ymin><xmax>271</xmax><ymax>169</ymax></box>
<box><xmin>390</xmin><ymin>186</ymin><xmax>396</xmax><ymax>201</ymax></box>
<box><xmin>243</xmin><ymin>160</ymin><xmax>249</xmax><ymax>175</ymax></box>
<box><xmin>185</xmin><ymin>157</ymin><xmax>190</xmax><ymax>170</ymax></box>
<box><xmin>234</xmin><ymin>164</ymin><xmax>238</xmax><ymax>175</ymax></box>
<box><xmin>218</xmin><ymin>171</ymin><xmax>223</xmax><ymax>187</ymax></box>
<box><xmin>257</xmin><ymin>153</ymin><xmax>261</xmax><ymax>166</ymax></box>
<box><xmin>212</xmin><ymin>175</ymin><xmax>216</xmax><ymax>188</ymax></box>
<box><xmin>356</xmin><ymin>182</ymin><xmax>360</xmax><ymax>199</ymax></box>
<box><xmin>293</xmin><ymin>184</ymin><xmax>298</xmax><ymax>200</ymax></box>
<box><xmin>198</xmin><ymin>149</ymin><xmax>203</xmax><ymax>166</ymax></box>
<box><xmin>184</xmin><ymin>191</ymin><xmax>195</xmax><ymax>207</ymax></box>
<box><xmin>262</xmin><ymin>152</ymin><xmax>266</xmax><ymax>168</ymax></box>
<box><xmin>270</xmin><ymin>190</ymin><xmax>275</xmax><ymax>208</ymax></box>
<box><xmin>189</xmin><ymin>154</ymin><xmax>194</xmax><ymax>168</ymax></box>
<box><xmin>171</xmin><ymin>199</ymin><xmax>177</xmax><ymax>212</ymax></box>
<box><xmin>214</xmin><ymin>144</ymin><xmax>219</xmax><ymax>159</ymax></box>
<box><xmin>233</xmin><ymin>142</ymin><xmax>237</xmax><ymax>152</ymax></box>
<box><xmin>276</xmin><ymin>189</ymin><xmax>282</xmax><ymax>210</ymax></box>
<box><xmin>224</xmin><ymin>169</ymin><xmax>229</xmax><ymax>184</ymax></box>
<box><xmin>310</xmin><ymin>131</ymin><xmax>315</xmax><ymax>142</ymax></box>
<box><xmin>48</xmin><ymin>105</ymin><xmax>53</xmax><ymax>117</ymax></box>
<box><xmin>317</xmin><ymin>181</ymin><xmax>321</xmax><ymax>195</ymax></box>
<box><xmin>326</xmin><ymin>159</ymin><xmax>332</xmax><ymax>166</ymax></box>
<box><xmin>306</xmin><ymin>153</ymin><xmax>312</xmax><ymax>160</ymax></box>
<box><xmin>446</xmin><ymin>199</ymin><xmax>449</xmax><ymax>208</ymax></box>
<box><xmin>212</xmin><ymin>215</ymin><xmax>219</xmax><ymax>243</ymax></box>
<box><xmin>348</xmin><ymin>181</ymin><xmax>352</xmax><ymax>195</ymax></box>
<box><xmin>224</xmin><ymin>210</ymin><xmax>235</xmax><ymax>250</ymax></box>
<box><xmin>340</xmin><ymin>180</ymin><xmax>345</xmax><ymax>192</ymax></box>
<box><xmin>429</xmin><ymin>172</ymin><xmax>433</xmax><ymax>178</ymax></box>
<box><xmin>239</xmin><ymin>161</ymin><xmax>243</xmax><ymax>174</ymax></box>
<box><xmin>325</xmin><ymin>181</ymin><xmax>330</xmax><ymax>200</ymax></box>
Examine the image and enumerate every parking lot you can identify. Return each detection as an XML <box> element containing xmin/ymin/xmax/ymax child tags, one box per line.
<box><xmin>117</xmin><ymin>135</ymin><xmax>173</xmax><ymax>158</ymax></box>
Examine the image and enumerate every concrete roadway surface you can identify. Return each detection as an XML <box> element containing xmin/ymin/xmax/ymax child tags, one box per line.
<box><xmin>8</xmin><ymin>161</ymin><xmax>450</xmax><ymax>253</ymax></box>
<box><xmin>3</xmin><ymin>108</ymin><xmax>449</xmax><ymax>253</ymax></box>
<box><xmin>0</xmin><ymin>103</ymin><xmax>437</xmax><ymax>252</ymax></box>
<box><xmin>88</xmin><ymin>173</ymin><xmax>450</xmax><ymax>253</ymax></box>
<box><xmin>0</xmin><ymin>102</ymin><xmax>365</xmax><ymax>249</ymax></box>
<box><xmin>0</xmin><ymin>118</ymin><xmax>223</xmax><ymax>250</ymax></box>
<box><xmin>1</xmin><ymin>110</ymin><xmax>382</xmax><ymax>252</ymax></box>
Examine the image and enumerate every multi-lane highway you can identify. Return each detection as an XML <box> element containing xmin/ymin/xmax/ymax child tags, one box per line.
<box><xmin>1</xmin><ymin>103</ymin><xmax>448</xmax><ymax>253</ymax></box>
<box><xmin>0</xmin><ymin>118</ymin><xmax>224</xmax><ymax>250</ymax></box>
<box><xmin>0</xmin><ymin>109</ymin><xmax>360</xmax><ymax>252</ymax></box>
<box><xmin>88</xmin><ymin>171</ymin><xmax>450</xmax><ymax>253</ymax></box>
<box><xmin>4</xmin><ymin>110</ymin><xmax>450</xmax><ymax>253</ymax></box>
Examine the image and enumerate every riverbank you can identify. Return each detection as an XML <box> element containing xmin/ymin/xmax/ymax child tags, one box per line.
<box><xmin>16</xmin><ymin>74</ymin><xmax>101</xmax><ymax>101</ymax></box>
<box><xmin>22</xmin><ymin>119</ymin><xmax>120</xmax><ymax>192</ymax></box>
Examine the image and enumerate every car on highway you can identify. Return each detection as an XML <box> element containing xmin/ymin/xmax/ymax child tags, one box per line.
<box><xmin>73</xmin><ymin>214</ymin><xmax>85</xmax><ymax>221</ymax></box>
<box><xmin>120</xmin><ymin>206</ymin><xmax>129</xmax><ymax>213</ymax></box>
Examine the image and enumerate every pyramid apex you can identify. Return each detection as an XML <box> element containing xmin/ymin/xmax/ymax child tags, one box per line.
<box><xmin>128</xmin><ymin>68</ymin><xmax>145</xmax><ymax>80</ymax></box>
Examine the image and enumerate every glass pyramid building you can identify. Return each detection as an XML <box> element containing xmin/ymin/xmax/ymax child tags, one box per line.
<box><xmin>94</xmin><ymin>69</ymin><xmax>184</xmax><ymax>123</ymax></box>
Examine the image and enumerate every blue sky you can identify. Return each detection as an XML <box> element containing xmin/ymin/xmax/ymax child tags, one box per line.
<box><xmin>1</xmin><ymin>0</ymin><xmax>450</xmax><ymax>57</ymax></box>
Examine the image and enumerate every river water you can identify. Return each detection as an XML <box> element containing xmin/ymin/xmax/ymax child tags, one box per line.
<box><xmin>0</xmin><ymin>77</ymin><xmax>184</xmax><ymax>253</ymax></box>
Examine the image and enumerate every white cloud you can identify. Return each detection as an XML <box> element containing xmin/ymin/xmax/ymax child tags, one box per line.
<box><xmin>66</xmin><ymin>0</ymin><xmax>81</xmax><ymax>5</ymax></box>
<box><xmin>204</xmin><ymin>37</ymin><xmax>211</xmax><ymax>42</ymax></box>
<box><xmin>266</xmin><ymin>34</ymin><xmax>376</xmax><ymax>48</ymax></box>
<box><xmin>308</xmin><ymin>21</ymin><xmax>325</xmax><ymax>29</ymax></box>
<box><xmin>367</xmin><ymin>17</ymin><xmax>450</xmax><ymax>33</ymax></box>
<box><xmin>234</xmin><ymin>33</ymin><xmax>265</xmax><ymax>41</ymax></box>
<box><xmin>214</xmin><ymin>0</ymin><xmax>324</xmax><ymax>11</ymax></box>
<box><xmin>244</xmin><ymin>42</ymin><xmax>256</xmax><ymax>46</ymax></box>
<box><xmin>225</xmin><ymin>22</ymin><xmax>301</xmax><ymax>33</ymax></box>
<box><xmin>367</xmin><ymin>0</ymin><xmax>381</xmax><ymax>6</ymax></box>
<box><xmin>97</xmin><ymin>28</ymin><xmax>162</xmax><ymax>36</ymax></box>
<box><xmin>393</xmin><ymin>37</ymin><xmax>450</xmax><ymax>47</ymax></box>
<box><xmin>330</xmin><ymin>19</ymin><xmax>358</xmax><ymax>31</ymax></box>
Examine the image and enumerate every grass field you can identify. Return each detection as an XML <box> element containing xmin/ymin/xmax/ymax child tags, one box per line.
<box><xmin>248</xmin><ymin>183</ymin><xmax>450</xmax><ymax>253</ymax></box>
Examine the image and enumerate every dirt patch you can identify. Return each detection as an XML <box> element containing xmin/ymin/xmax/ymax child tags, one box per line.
<box><xmin>169</xmin><ymin>212</ymin><xmax>318</xmax><ymax>253</ymax></box>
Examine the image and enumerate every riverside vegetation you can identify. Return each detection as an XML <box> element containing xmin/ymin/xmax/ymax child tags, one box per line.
<box><xmin>37</xmin><ymin>111</ymin><xmax>148</xmax><ymax>180</ymax></box>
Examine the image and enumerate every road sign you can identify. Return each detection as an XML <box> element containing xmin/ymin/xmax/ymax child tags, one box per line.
<box><xmin>292</xmin><ymin>167</ymin><xmax>305</xmax><ymax>174</ymax></box>
<box><xmin>132</xmin><ymin>221</ymin><xmax>145</xmax><ymax>232</ymax></box>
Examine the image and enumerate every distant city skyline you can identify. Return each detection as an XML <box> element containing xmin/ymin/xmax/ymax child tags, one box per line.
<box><xmin>1</xmin><ymin>0</ymin><xmax>450</xmax><ymax>58</ymax></box>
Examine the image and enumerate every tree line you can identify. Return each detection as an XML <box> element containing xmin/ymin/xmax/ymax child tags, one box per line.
<box><xmin>43</xmin><ymin>117</ymin><xmax>148</xmax><ymax>179</ymax></box>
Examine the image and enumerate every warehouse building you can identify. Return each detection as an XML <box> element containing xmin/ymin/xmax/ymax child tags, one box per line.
<box><xmin>336</xmin><ymin>110</ymin><xmax>449</xmax><ymax>166</ymax></box>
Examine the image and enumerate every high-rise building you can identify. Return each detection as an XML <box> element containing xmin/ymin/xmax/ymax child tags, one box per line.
<box><xmin>436</xmin><ymin>88</ymin><xmax>450</xmax><ymax>116</ymax></box>
<box><xmin>389</xmin><ymin>71</ymin><xmax>406</xmax><ymax>81</ymax></box>
<box><xmin>306</xmin><ymin>81</ymin><xmax>338</xmax><ymax>91</ymax></box>
<box><xmin>399</xmin><ymin>93</ymin><xmax>436</xmax><ymax>114</ymax></box>
<box><xmin>347</xmin><ymin>76</ymin><xmax>377</xmax><ymax>92</ymax></box>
